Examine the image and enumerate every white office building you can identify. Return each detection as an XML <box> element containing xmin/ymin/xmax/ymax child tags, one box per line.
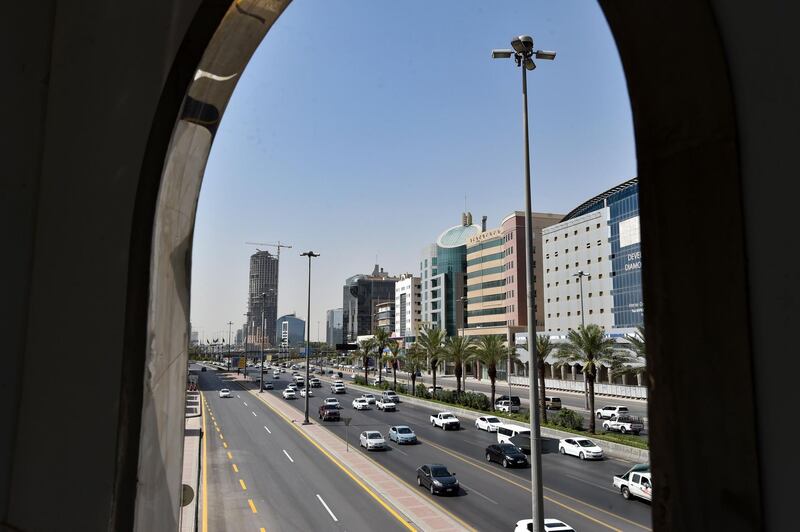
<box><xmin>394</xmin><ymin>273</ymin><xmax>421</xmax><ymax>342</ymax></box>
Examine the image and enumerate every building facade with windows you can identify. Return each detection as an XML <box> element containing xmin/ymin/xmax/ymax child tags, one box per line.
<box><xmin>542</xmin><ymin>178</ymin><xmax>643</xmax><ymax>334</ymax></box>
<box><xmin>246</xmin><ymin>250</ymin><xmax>279</xmax><ymax>347</ymax></box>
<box><xmin>276</xmin><ymin>313</ymin><xmax>305</xmax><ymax>348</ymax></box>
<box><xmin>342</xmin><ymin>265</ymin><xmax>398</xmax><ymax>342</ymax></box>
<box><xmin>325</xmin><ymin>308</ymin><xmax>343</xmax><ymax>347</ymax></box>
<box><xmin>420</xmin><ymin>213</ymin><xmax>481</xmax><ymax>338</ymax></box>
<box><xmin>394</xmin><ymin>273</ymin><xmax>421</xmax><ymax>343</ymax></box>
<box><xmin>374</xmin><ymin>301</ymin><xmax>395</xmax><ymax>334</ymax></box>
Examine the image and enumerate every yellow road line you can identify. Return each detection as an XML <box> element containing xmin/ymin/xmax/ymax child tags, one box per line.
<box><xmin>239</xmin><ymin>383</ymin><xmax>417</xmax><ymax>532</ymax></box>
<box><xmin>421</xmin><ymin>437</ymin><xmax>639</xmax><ymax>531</ymax></box>
<box><xmin>260</xmin><ymin>528</ymin><xmax>266</xmax><ymax>532</ymax></box>
<box><xmin>201</xmin><ymin>392</ymin><xmax>208</xmax><ymax>532</ymax></box>
<box><xmin>227</xmin><ymin>451</ymin><xmax>233</xmax><ymax>460</ymax></box>
<box><xmin>216</xmin><ymin>426</ymin><xmax>220</xmax><ymax>432</ymax></box>
<box><xmin>219</xmin><ymin>434</ymin><xmax>224</xmax><ymax>440</ymax></box>
<box><xmin>233</xmin><ymin>464</ymin><xmax>239</xmax><ymax>473</ymax></box>
<box><xmin>239</xmin><ymin>479</ymin><xmax>247</xmax><ymax>490</ymax></box>
<box><xmin>248</xmin><ymin>499</ymin><xmax>258</xmax><ymax>513</ymax></box>
<box><xmin>223</xmin><ymin>442</ymin><xmax>228</xmax><ymax>449</ymax></box>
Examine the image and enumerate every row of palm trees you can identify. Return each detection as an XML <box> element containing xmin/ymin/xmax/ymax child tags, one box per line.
<box><xmin>350</xmin><ymin>323</ymin><xmax>645</xmax><ymax>434</ymax></box>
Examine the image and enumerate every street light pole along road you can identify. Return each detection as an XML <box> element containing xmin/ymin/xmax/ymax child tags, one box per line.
<box><xmin>573</xmin><ymin>270</ymin><xmax>589</xmax><ymax>407</ymax></box>
<box><xmin>492</xmin><ymin>35</ymin><xmax>556</xmax><ymax>532</ymax></box>
<box><xmin>301</xmin><ymin>251</ymin><xmax>320</xmax><ymax>424</ymax></box>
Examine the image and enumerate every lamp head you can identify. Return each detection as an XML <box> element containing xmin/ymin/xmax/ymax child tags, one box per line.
<box><xmin>535</xmin><ymin>50</ymin><xmax>557</xmax><ymax>61</ymax></box>
<box><xmin>511</xmin><ymin>35</ymin><xmax>534</xmax><ymax>54</ymax></box>
<box><xmin>524</xmin><ymin>58</ymin><xmax>536</xmax><ymax>71</ymax></box>
<box><xmin>492</xmin><ymin>49</ymin><xmax>513</xmax><ymax>59</ymax></box>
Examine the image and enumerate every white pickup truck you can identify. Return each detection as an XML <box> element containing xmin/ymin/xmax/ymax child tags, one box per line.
<box><xmin>613</xmin><ymin>464</ymin><xmax>652</xmax><ymax>501</ymax></box>
<box><xmin>602</xmin><ymin>415</ymin><xmax>644</xmax><ymax>435</ymax></box>
<box><xmin>376</xmin><ymin>398</ymin><xmax>396</xmax><ymax>411</ymax></box>
<box><xmin>430</xmin><ymin>412</ymin><xmax>461</xmax><ymax>430</ymax></box>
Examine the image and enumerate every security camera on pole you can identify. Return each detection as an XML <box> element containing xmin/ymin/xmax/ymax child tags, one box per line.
<box><xmin>492</xmin><ymin>34</ymin><xmax>555</xmax><ymax>532</ymax></box>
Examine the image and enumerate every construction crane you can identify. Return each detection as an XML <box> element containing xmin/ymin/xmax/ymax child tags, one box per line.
<box><xmin>244</xmin><ymin>241</ymin><xmax>293</xmax><ymax>261</ymax></box>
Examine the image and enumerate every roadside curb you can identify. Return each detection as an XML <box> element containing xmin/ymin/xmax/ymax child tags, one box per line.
<box><xmin>329</xmin><ymin>376</ymin><xmax>650</xmax><ymax>463</ymax></box>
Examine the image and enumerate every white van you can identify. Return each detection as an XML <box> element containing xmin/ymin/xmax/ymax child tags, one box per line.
<box><xmin>496</xmin><ymin>423</ymin><xmax>531</xmax><ymax>445</ymax></box>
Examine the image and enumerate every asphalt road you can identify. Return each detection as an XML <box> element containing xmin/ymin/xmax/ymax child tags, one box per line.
<box><xmin>260</xmin><ymin>369</ymin><xmax>653</xmax><ymax>532</ymax></box>
<box><xmin>317</xmin><ymin>363</ymin><xmax>649</xmax><ymax>438</ymax></box>
<box><xmin>196</xmin><ymin>365</ymin><xmax>408</xmax><ymax>532</ymax></box>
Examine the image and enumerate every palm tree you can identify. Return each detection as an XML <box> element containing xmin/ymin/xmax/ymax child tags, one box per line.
<box><xmin>469</xmin><ymin>335</ymin><xmax>516</xmax><ymax>409</ymax></box>
<box><xmin>535</xmin><ymin>335</ymin><xmax>557</xmax><ymax>423</ymax></box>
<box><xmin>556</xmin><ymin>324</ymin><xmax>616</xmax><ymax>433</ymax></box>
<box><xmin>373</xmin><ymin>328</ymin><xmax>391</xmax><ymax>385</ymax></box>
<box><xmin>444</xmin><ymin>335</ymin><xmax>475</xmax><ymax>395</ymax></box>
<box><xmin>357</xmin><ymin>337</ymin><xmax>376</xmax><ymax>384</ymax></box>
<box><xmin>416</xmin><ymin>325</ymin><xmax>447</xmax><ymax>396</ymax></box>
<box><xmin>382</xmin><ymin>340</ymin><xmax>404</xmax><ymax>391</ymax></box>
<box><xmin>404</xmin><ymin>344</ymin><xmax>426</xmax><ymax>396</ymax></box>
<box><xmin>611</xmin><ymin>325</ymin><xmax>646</xmax><ymax>383</ymax></box>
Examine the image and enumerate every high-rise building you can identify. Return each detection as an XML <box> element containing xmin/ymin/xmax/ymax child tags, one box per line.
<box><xmin>420</xmin><ymin>213</ymin><xmax>481</xmax><ymax>337</ymax></box>
<box><xmin>542</xmin><ymin>177</ymin><xmax>643</xmax><ymax>334</ymax></box>
<box><xmin>342</xmin><ymin>265</ymin><xmax>398</xmax><ymax>342</ymax></box>
<box><xmin>246</xmin><ymin>250</ymin><xmax>279</xmax><ymax>347</ymax></box>
<box><xmin>394</xmin><ymin>273</ymin><xmax>421</xmax><ymax>343</ymax></box>
<box><xmin>325</xmin><ymin>308</ymin><xmax>343</xmax><ymax>347</ymax></box>
<box><xmin>375</xmin><ymin>301</ymin><xmax>395</xmax><ymax>334</ymax></box>
<box><xmin>276</xmin><ymin>313</ymin><xmax>305</xmax><ymax>347</ymax></box>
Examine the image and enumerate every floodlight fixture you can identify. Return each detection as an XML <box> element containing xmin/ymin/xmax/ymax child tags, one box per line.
<box><xmin>511</xmin><ymin>35</ymin><xmax>534</xmax><ymax>54</ymax></box>
<box><xmin>524</xmin><ymin>58</ymin><xmax>536</xmax><ymax>71</ymax></box>
<box><xmin>535</xmin><ymin>50</ymin><xmax>557</xmax><ymax>61</ymax></box>
<box><xmin>492</xmin><ymin>49</ymin><xmax>514</xmax><ymax>59</ymax></box>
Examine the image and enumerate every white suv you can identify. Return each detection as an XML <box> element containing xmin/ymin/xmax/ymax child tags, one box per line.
<box><xmin>595</xmin><ymin>405</ymin><xmax>629</xmax><ymax>419</ymax></box>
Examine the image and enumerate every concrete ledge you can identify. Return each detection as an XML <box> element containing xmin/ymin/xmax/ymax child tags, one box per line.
<box><xmin>332</xmin><ymin>377</ymin><xmax>650</xmax><ymax>463</ymax></box>
<box><xmin>179</xmin><ymin>415</ymin><xmax>201</xmax><ymax>532</ymax></box>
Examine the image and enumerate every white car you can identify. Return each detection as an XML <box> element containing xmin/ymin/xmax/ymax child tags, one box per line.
<box><xmin>331</xmin><ymin>383</ymin><xmax>346</xmax><ymax>394</ymax></box>
<box><xmin>359</xmin><ymin>431</ymin><xmax>386</xmax><ymax>451</ymax></box>
<box><xmin>323</xmin><ymin>398</ymin><xmax>341</xmax><ymax>409</ymax></box>
<box><xmin>272</xmin><ymin>371</ymin><xmax>280</xmax><ymax>378</ymax></box>
<box><xmin>376</xmin><ymin>399</ymin><xmax>396</xmax><ymax>411</ymax></box>
<box><xmin>282</xmin><ymin>389</ymin><xmax>297</xmax><ymax>399</ymax></box>
<box><xmin>352</xmin><ymin>398</ymin><xmax>370</xmax><ymax>410</ymax></box>
<box><xmin>360</xmin><ymin>393</ymin><xmax>376</xmax><ymax>405</ymax></box>
<box><xmin>495</xmin><ymin>400</ymin><xmax>518</xmax><ymax>413</ymax></box>
<box><xmin>475</xmin><ymin>415</ymin><xmax>503</xmax><ymax>432</ymax></box>
<box><xmin>559</xmin><ymin>437</ymin><xmax>604</xmax><ymax>460</ymax></box>
<box><xmin>286</xmin><ymin>383</ymin><xmax>298</xmax><ymax>391</ymax></box>
<box><xmin>514</xmin><ymin>518</ymin><xmax>574</xmax><ymax>532</ymax></box>
<box><xmin>219</xmin><ymin>388</ymin><xmax>231</xmax><ymax>398</ymax></box>
<box><xmin>300</xmin><ymin>388</ymin><xmax>313</xmax><ymax>397</ymax></box>
<box><xmin>595</xmin><ymin>405</ymin><xmax>630</xmax><ymax>419</ymax></box>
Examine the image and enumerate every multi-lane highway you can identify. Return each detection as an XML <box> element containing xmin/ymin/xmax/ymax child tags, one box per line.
<box><xmin>197</xmin><ymin>365</ymin><xmax>409</xmax><ymax>532</ymax></box>
<box><xmin>253</xmin><ymin>366</ymin><xmax>652</xmax><ymax>531</ymax></box>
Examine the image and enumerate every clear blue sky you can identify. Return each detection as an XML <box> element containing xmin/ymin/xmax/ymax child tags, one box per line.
<box><xmin>190</xmin><ymin>0</ymin><xmax>636</xmax><ymax>342</ymax></box>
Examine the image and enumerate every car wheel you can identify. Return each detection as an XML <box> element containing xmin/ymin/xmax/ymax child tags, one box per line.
<box><xmin>430</xmin><ymin>484</ymin><xmax>435</xmax><ymax>495</ymax></box>
<box><xmin>620</xmin><ymin>427</ymin><xmax>627</xmax><ymax>434</ymax></box>
<box><xmin>486</xmin><ymin>453</ymin><xmax>492</xmax><ymax>462</ymax></box>
<box><xmin>579</xmin><ymin>452</ymin><xmax>585</xmax><ymax>460</ymax></box>
<box><xmin>417</xmin><ymin>476</ymin><xmax>421</xmax><ymax>486</ymax></box>
<box><xmin>621</xmin><ymin>486</ymin><xmax>631</xmax><ymax>500</ymax></box>
<box><xmin>596</xmin><ymin>412</ymin><xmax>603</xmax><ymax>419</ymax></box>
<box><xmin>502</xmin><ymin>459</ymin><xmax>509</xmax><ymax>468</ymax></box>
<box><xmin>559</xmin><ymin>447</ymin><xmax>565</xmax><ymax>455</ymax></box>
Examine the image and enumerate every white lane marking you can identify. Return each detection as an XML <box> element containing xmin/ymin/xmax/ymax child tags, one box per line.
<box><xmin>563</xmin><ymin>472</ymin><xmax>619</xmax><ymax>494</ymax></box>
<box><xmin>243</xmin><ymin>402</ymin><xmax>248</xmax><ymax>407</ymax></box>
<box><xmin>459</xmin><ymin>482</ymin><xmax>499</xmax><ymax>505</ymax></box>
<box><xmin>283</xmin><ymin>449</ymin><xmax>294</xmax><ymax>463</ymax></box>
<box><xmin>316</xmin><ymin>494</ymin><xmax>338</xmax><ymax>522</ymax></box>
<box><xmin>237</xmin><ymin>395</ymin><xmax>241</xmax><ymax>398</ymax></box>
<box><xmin>252</xmin><ymin>411</ymin><xmax>257</xmax><ymax>417</ymax></box>
<box><xmin>264</xmin><ymin>426</ymin><xmax>271</xmax><ymax>434</ymax></box>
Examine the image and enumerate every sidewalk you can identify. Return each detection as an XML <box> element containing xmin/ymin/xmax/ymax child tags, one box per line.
<box><xmin>223</xmin><ymin>373</ymin><xmax>470</xmax><ymax>532</ymax></box>
<box><xmin>180</xmin><ymin>391</ymin><xmax>202</xmax><ymax>532</ymax></box>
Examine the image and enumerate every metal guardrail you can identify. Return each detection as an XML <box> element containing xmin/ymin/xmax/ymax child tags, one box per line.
<box><xmin>508</xmin><ymin>375</ymin><xmax>648</xmax><ymax>399</ymax></box>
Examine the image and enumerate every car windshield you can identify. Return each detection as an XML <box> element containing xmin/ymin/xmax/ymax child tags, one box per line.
<box><xmin>220</xmin><ymin>389</ymin><xmax>229</xmax><ymax>393</ymax></box>
<box><xmin>397</xmin><ymin>427</ymin><xmax>412</xmax><ymax>434</ymax></box>
<box><xmin>430</xmin><ymin>466</ymin><xmax>451</xmax><ymax>477</ymax></box>
<box><xmin>486</xmin><ymin>417</ymin><xmax>501</xmax><ymax>423</ymax></box>
<box><xmin>368</xmin><ymin>433</ymin><xmax>382</xmax><ymax>439</ymax></box>
<box><xmin>442</xmin><ymin>414</ymin><xmax>455</xmax><ymax>419</ymax></box>
<box><xmin>577</xmin><ymin>439</ymin><xmax>596</xmax><ymax>447</ymax></box>
<box><xmin>498</xmin><ymin>444</ymin><xmax>519</xmax><ymax>453</ymax></box>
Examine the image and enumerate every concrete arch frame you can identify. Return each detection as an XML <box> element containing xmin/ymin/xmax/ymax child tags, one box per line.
<box><xmin>6</xmin><ymin>0</ymin><xmax>796</xmax><ymax>530</ymax></box>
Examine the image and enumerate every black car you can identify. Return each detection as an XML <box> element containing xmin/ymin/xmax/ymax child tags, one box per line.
<box><xmin>416</xmin><ymin>464</ymin><xmax>459</xmax><ymax>495</ymax></box>
<box><xmin>485</xmin><ymin>443</ymin><xmax>529</xmax><ymax>468</ymax></box>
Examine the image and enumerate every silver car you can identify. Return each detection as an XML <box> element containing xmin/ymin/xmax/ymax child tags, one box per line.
<box><xmin>388</xmin><ymin>425</ymin><xmax>417</xmax><ymax>444</ymax></box>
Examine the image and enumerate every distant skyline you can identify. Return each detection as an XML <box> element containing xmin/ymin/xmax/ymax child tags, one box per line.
<box><xmin>190</xmin><ymin>0</ymin><xmax>636</xmax><ymax>342</ymax></box>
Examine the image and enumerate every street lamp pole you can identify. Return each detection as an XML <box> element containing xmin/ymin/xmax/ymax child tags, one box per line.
<box><xmin>260</xmin><ymin>292</ymin><xmax>267</xmax><ymax>392</ymax></box>
<box><xmin>228</xmin><ymin>321</ymin><xmax>233</xmax><ymax>369</ymax></box>
<box><xmin>493</xmin><ymin>35</ymin><xmax>555</xmax><ymax>532</ymax></box>
<box><xmin>573</xmin><ymin>270</ymin><xmax>589</xmax><ymax>407</ymax></box>
<box><xmin>301</xmin><ymin>251</ymin><xmax>320</xmax><ymax>424</ymax></box>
